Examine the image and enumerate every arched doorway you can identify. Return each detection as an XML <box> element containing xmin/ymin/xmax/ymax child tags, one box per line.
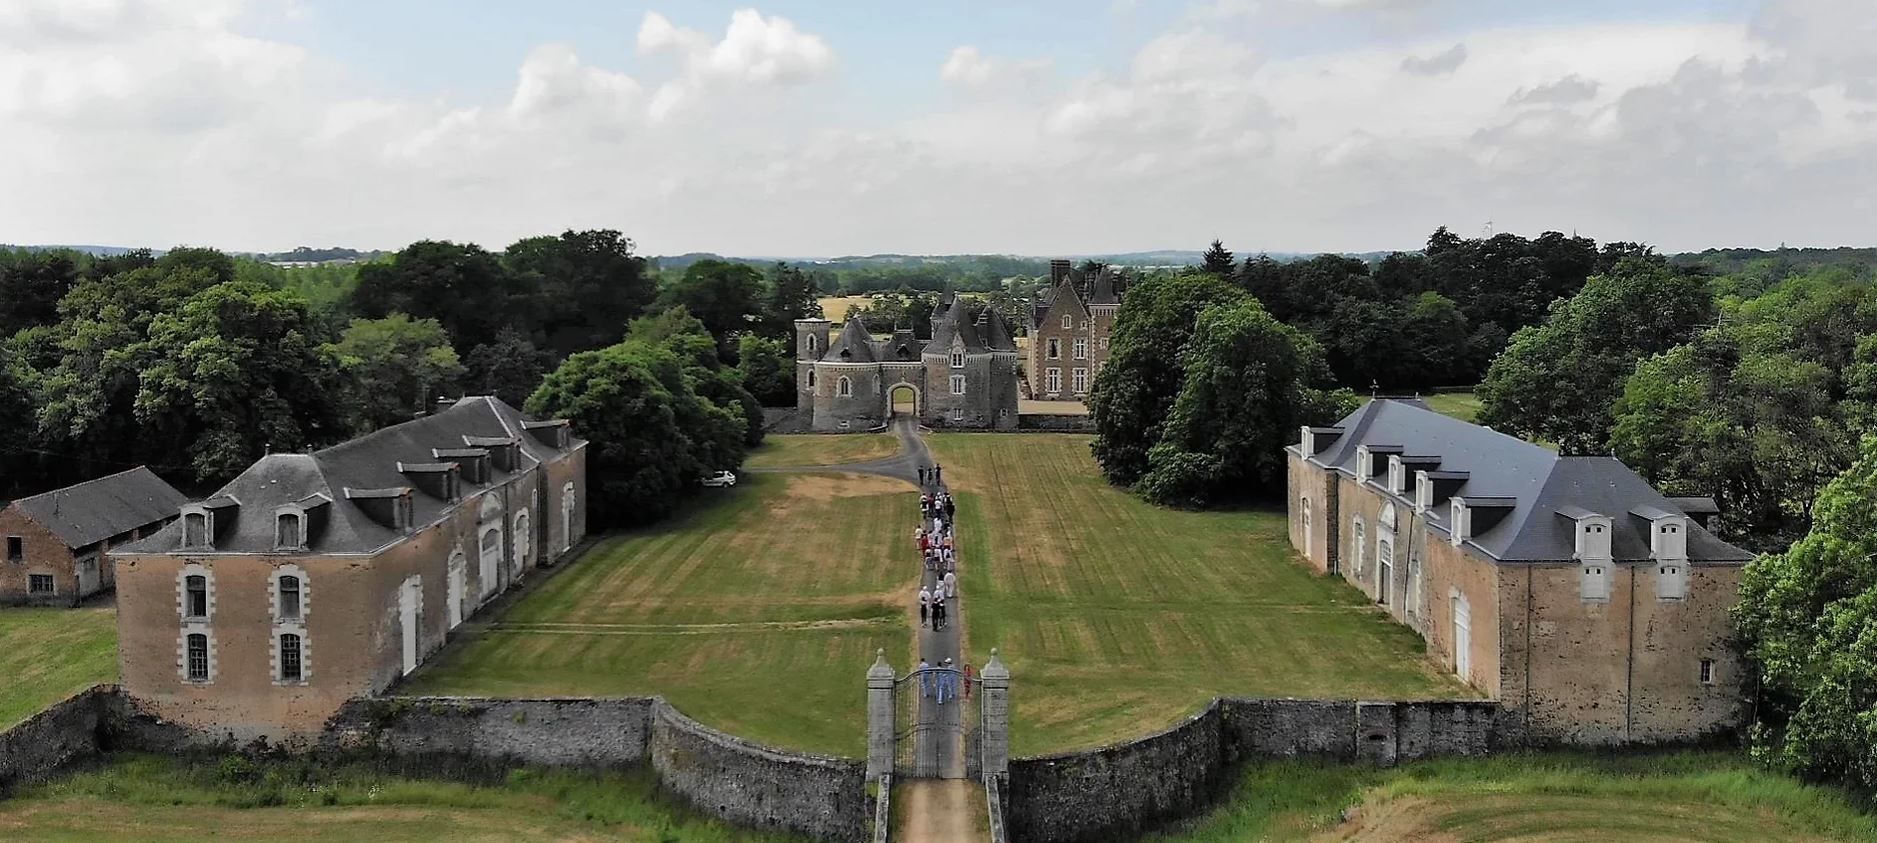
<box><xmin>889</xmin><ymin>383</ymin><xmax>919</xmax><ymax>418</ymax></box>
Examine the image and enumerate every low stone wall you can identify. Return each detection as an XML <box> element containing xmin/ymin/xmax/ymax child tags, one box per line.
<box><xmin>1006</xmin><ymin>698</ymin><xmax>1499</xmax><ymax>843</ymax></box>
<box><xmin>651</xmin><ymin>701</ymin><xmax>869</xmax><ymax>843</ymax></box>
<box><xmin>1016</xmin><ymin>414</ymin><xmax>1095</xmax><ymax>432</ymax></box>
<box><xmin>0</xmin><ymin>685</ymin><xmax>117</xmax><ymax>796</ymax></box>
<box><xmin>323</xmin><ymin>696</ymin><xmax>655</xmax><ymax>770</ymax></box>
<box><xmin>1007</xmin><ymin>702</ymin><xmax>1228</xmax><ymax>843</ymax></box>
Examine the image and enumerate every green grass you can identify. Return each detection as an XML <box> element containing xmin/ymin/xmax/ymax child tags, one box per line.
<box><xmin>927</xmin><ymin>434</ymin><xmax>1470</xmax><ymax>756</ymax></box>
<box><xmin>0</xmin><ymin>752</ymin><xmax>806</xmax><ymax>842</ymax></box>
<box><xmin>0</xmin><ymin>607</ymin><xmax>117</xmax><ymax>728</ymax></box>
<box><xmin>1149</xmin><ymin>751</ymin><xmax>1877</xmax><ymax>842</ymax></box>
<box><xmin>1422</xmin><ymin>391</ymin><xmax>1482</xmax><ymax>422</ymax></box>
<box><xmin>408</xmin><ymin>472</ymin><xmax>916</xmax><ymax>756</ymax></box>
<box><xmin>744</xmin><ymin>433</ymin><xmax>899</xmax><ymax>468</ymax></box>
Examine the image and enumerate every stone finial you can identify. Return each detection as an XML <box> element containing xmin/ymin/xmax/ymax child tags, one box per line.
<box><xmin>868</xmin><ymin>648</ymin><xmax>895</xmax><ymax>680</ymax></box>
<box><xmin>982</xmin><ymin>648</ymin><xmax>1009</xmax><ymax>680</ymax></box>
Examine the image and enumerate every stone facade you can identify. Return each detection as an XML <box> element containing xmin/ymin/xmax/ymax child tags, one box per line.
<box><xmin>112</xmin><ymin>397</ymin><xmax>588</xmax><ymax>743</ymax></box>
<box><xmin>1287</xmin><ymin>399</ymin><xmax>1753</xmax><ymax>745</ymax></box>
<box><xmin>798</xmin><ymin>294</ymin><xmax>1020</xmax><ymax>432</ymax></box>
<box><xmin>1025</xmin><ymin>260</ymin><xmax>1122</xmax><ymax>401</ymax></box>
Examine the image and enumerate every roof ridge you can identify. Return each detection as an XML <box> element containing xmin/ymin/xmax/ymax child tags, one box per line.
<box><xmin>15</xmin><ymin>465</ymin><xmax>157</xmax><ymax>504</ymax></box>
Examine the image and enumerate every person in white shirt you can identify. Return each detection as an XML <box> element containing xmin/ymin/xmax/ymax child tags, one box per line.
<box><xmin>918</xmin><ymin>586</ymin><xmax>932</xmax><ymax>628</ymax></box>
<box><xmin>943</xmin><ymin>570</ymin><xmax>957</xmax><ymax>600</ymax></box>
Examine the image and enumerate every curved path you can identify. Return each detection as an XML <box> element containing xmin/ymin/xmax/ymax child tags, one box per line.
<box><xmin>749</xmin><ymin>417</ymin><xmax>979</xmax><ymax>841</ymax></box>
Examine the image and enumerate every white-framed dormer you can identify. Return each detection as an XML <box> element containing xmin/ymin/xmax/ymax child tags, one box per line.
<box><xmin>180</xmin><ymin>505</ymin><xmax>214</xmax><ymax>550</ymax></box>
<box><xmin>270</xmin><ymin>564</ymin><xmax>308</xmax><ymax>624</ymax></box>
<box><xmin>273</xmin><ymin>505</ymin><xmax>307</xmax><ymax>552</ymax></box>
<box><xmin>1387</xmin><ymin>455</ymin><xmax>1407</xmax><ymax>496</ymax></box>
<box><xmin>1563</xmin><ymin>508</ymin><xmax>1614</xmax><ymax>602</ymax></box>
<box><xmin>1414</xmin><ymin>470</ymin><xmax>1433</xmax><ymax>512</ymax></box>
<box><xmin>1449</xmin><ymin>498</ymin><xmax>1470</xmax><ymax>546</ymax></box>
<box><xmin>1639</xmin><ymin>508</ymin><xmax>1690</xmax><ymax>602</ymax></box>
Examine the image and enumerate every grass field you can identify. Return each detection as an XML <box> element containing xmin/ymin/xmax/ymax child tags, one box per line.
<box><xmin>0</xmin><ymin>607</ymin><xmax>117</xmax><ymax>728</ymax></box>
<box><xmin>0</xmin><ymin>753</ymin><xmax>805</xmax><ymax>842</ymax></box>
<box><xmin>1150</xmin><ymin>751</ymin><xmax>1877</xmax><ymax>842</ymax></box>
<box><xmin>408</xmin><ymin>471</ymin><xmax>915</xmax><ymax>756</ymax></box>
<box><xmin>744</xmin><ymin>433</ymin><xmax>899</xmax><ymax>468</ymax></box>
<box><xmin>1422</xmin><ymin>391</ymin><xmax>1482</xmax><ymax>422</ymax></box>
<box><xmin>817</xmin><ymin>295</ymin><xmax>873</xmax><ymax>324</ymax></box>
<box><xmin>927</xmin><ymin>434</ymin><xmax>1470</xmax><ymax>755</ymax></box>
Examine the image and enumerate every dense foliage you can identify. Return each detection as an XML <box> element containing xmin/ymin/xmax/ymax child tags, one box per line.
<box><xmin>1735</xmin><ymin>437</ymin><xmax>1877</xmax><ymax>793</ymax></box>
<box><xmin>1090</xmin><ymin>272</ymin><xmax>1353</xmax><ymax>506</ymax></box>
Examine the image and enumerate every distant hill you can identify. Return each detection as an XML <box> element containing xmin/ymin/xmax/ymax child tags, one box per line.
<box><xmin>1670</xmin><ymin>246</ymin><xmax>1877</xmax><ymax>277</ymax></box>
<box><xmin>261</xmin><ymin>246</ymin><xmax>386</xmax><ymax>262</ymax></box>
<box><xmin>2</xmin><ymin>244</ymin><xmax>158</xmax><ymax>257</ymax></box>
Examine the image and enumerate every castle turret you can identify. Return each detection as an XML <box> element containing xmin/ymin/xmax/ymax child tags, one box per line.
<box><xmin>794</xmin><ymin>318</ymin><xmax>832</xmax><ymax>410</ymax></box>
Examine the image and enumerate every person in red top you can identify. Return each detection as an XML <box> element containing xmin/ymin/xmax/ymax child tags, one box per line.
<box><xmin>962</xmin><ymin>663</ymin><xmax>975</xmax><ymax>699</ymax></box>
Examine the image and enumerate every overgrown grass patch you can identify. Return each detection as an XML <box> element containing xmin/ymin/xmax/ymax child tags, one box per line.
<box><xmin>927</xmin><ymin>434</ymin><xmax>1471</xmax><ymax>756</ymax></box>
<box><xmin>1150</xmin><ymin>751</ymin><xmax>1877</xmax><ymax>842</ymax></box>
<box><xmin>0</xmin><ymin>752</ymin><xmax>806</xmax><ymax>842</ymax></box>
<box><xmin>744</xmin><ymin>434</ymin><xmax>899</xmax><ymax>468</ymax></box>
<box><xmin>0</xmin><ymin>607</ymin><xmax>116</xmax><ymax>728</ymax></box>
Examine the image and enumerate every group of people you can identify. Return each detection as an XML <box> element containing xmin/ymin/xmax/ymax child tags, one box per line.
<box><xmin>918</xmin><ymin>463</ymin><xmax>944</xmax><ymax>486</ymax></box>
<box><xmin>915</xmin><ymin>488</ymin><xmax>959</xmax><ymax>629</ymax></box>
<box><xmin>916</xmin><ymin>656</ymin><xmax>974</xmax><ymax>704</ymax></box>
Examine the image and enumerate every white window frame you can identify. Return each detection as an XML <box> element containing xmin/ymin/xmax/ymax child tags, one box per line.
<box><xmin>1376</xmin><ymin>535</ymin><xmax>1394</xmax><ymax>605</ymax></box>
<box><xmin>272</xmin><ymin>626</ymin><xmax>310</xmax><ymax>685</ymax></box>
<box><xmin>1073</xmin><ymin>337</ymin><xmax>1088</xmax><ymax>360</ymax></box>
<box><xmin>950</xmin><ymin>350</ymin><xmax>965</xmax><ymax>369</ymax></box>
<box><xmin>1061</xmin><ymin>313</ymin><xmax>1072</xmax><ymax>329</ymax></box>
<box><xmin>181</xmin><ymin>508</ymin><xmax>212</xmax><ymax>550</ymax></box>
<box><xmin>562</xmin><ymin>482</ymin><xmax>576</xmax><ymax>552</ymax></box>
<box><xmin>1300</xmin><ymin>496</ymin><xmax>1313</xmax><ymax>552</ymax></box>
<box><xmin>1699</xmin><ymin>658</ymin><xmax>1715</xmax><ymax>685</ymax></box>
<box><xmin>1045</xmin><ymin>367</ymin><xmax>1062</xmax><ymax>393</ymax></box>
<box><xmin>1046</xmin><ymin>338</ymin><xmax>1061</xmax><ymax>360</ymax></box>
<box><xmin>1657</xmin><ymin>562</ymin><xmax>1688</xmax><ymax>602</ymax></box>
<box><xmin>1581</xmin><ymin>562</ymin><xmax>1612</xmax><ymax>602</ymax></box>
<box><xmin>270</xmin><ymin>565</ymin><xmax>309</xmax><ymax>623</ymax></box>
<box><xmin>806</xmin><ymin>334</ymin><xmax>819</xmax><ymax>356</ymax></box>
<box><xmin>478</xmin><ymin>524</ymin><xmax>502</xmax><ymax>600</ymax></box>
<box><xmin>178</xmin><ymin>564</ymin><xmax>215</xmax><ymax>622</ymax></box>
<box><xmin>273</xmin><ymin>507</ymin><xmax>306</xmax><ymax>551</ymax></box>
<box><xmin>179</xmin><ymin>626</ymin><xmax>216</xmax><ymax>684</ymax></box>
<box><xmin>447</xmin><ymin>550</ymin><xmax>466</xmax><ymax>629</ymax></box>
<box><xmin>1351</xmin><ymin>517</ymin><xmax>1366</xmax><ymax>575</ymax></box>
<box><xmin>1072</xmin><ymin>368</ymin><xmax>1088</xmax><ymax>394</ymax></box>
<box><xmin>27</xmin><ymin>572</ymin><xmax>55</xmax><ymax>595</ymax></box>
<box><xmin>513</xmin><ymin>509</ymin><xmax>532</xmax><ymax>573</ymax></box>
<box><xmin>836</xmin><ymin>376</ymin><xmax>853</xmax><ymax>397</ymax></box>
<box><xmin>950</xmin><ymin>374</ymin><xmax>966</xmax><ymax>396</ymax></box>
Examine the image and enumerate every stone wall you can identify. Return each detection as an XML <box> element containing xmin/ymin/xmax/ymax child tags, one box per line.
<box><xmin>323</xmin><ymin>696</ymin><xmax>654</xmax><ymax>769</ymax></box>
<box><xmin>651</xmin><ymin>701</ymin><xmax>869</xmax><ymax>843</ymax></box>
<box><xmin>1005</xmin><ymin>698</ymin><xmax>1500</xmax><ymax>843</ymax></box>
<box><xmin>0</xmin><ymin>685</ymin><xmax>117</xmax><ymax>795</ymax></box>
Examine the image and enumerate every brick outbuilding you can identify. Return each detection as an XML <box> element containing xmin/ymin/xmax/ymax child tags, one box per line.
<box><xmin>0</xmin><ymin>467</ymin><xmax>187</xmax><ymax>607</ymax></box>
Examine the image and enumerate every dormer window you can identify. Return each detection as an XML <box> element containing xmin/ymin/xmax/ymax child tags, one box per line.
<box><xmin>1062</xmin><ymin>313</ymin><xmax>1072</xmax><ymax>329</ymax></box>
<box><xmin>182</xmin><ymin>510</ymin><xmax>211</xmax><ymax>549</ymax></box>
<box><xmin>951</xmin><ymin>350</ymin><xmax>964</xmax><ymax>368</ymax></box>
<box><xmin>274</xmin><ymin>513</ymin><xmax>304</xmax><ymax>550</ymax></box>
<box><xmin>1387</xmin><ymin>457</ymin><xmax>1405</xmax><ymax>495</ymax></box>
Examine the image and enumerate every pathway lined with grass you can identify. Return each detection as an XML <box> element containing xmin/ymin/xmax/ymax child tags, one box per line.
<box><xmin>926</xmin><ymin>434</ymin><xmax>1471</xmax><ymax>756</ymax></box>
<box><xmin>0</xmin><ymin>607</ymin><xmax>117</xmax><ymax>729</ymax></box>
<box><xmin>1149</xmin><ymin>751</ymin><xmax>1877</xmax><ymax>842</ymax></box>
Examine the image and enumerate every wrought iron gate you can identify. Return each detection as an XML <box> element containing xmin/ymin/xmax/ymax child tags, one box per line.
<box><xmin>892</xmin><ymin>667</ymin><xmax>981</xmax><ymax>780</ymax></box>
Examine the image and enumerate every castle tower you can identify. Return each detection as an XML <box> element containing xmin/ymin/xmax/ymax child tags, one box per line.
<box><xmin>794</xmin><ymin>318</ymin><xmax>832</xmax><ymax>410</ymax></box>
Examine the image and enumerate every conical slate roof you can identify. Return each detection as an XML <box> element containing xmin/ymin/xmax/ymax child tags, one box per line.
<box><xmin>982</xmin><ymin>308</ymin><xmax>1017</xmax><ymax>351</ymax></box>
<box><xmin>1088</xmin><ymin>269</ymin><xmax>1120</xmax><ymax>305</ymax></box>
<box><xmin>824</xmin><ymin>318</ymin><xmax>879</xmax><ymax>363</ymax></box>
<box><xmin>928</xmin><ymin>295</ymin><xmax>986</xmax><ymax>353</ymax></box>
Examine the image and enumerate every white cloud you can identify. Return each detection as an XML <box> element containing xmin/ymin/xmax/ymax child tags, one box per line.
<box><xmin>1401</xmin><ymin>42</ymin><xmax>1467</xmax><ymax>75</ymax></box>
<box><xmin>637</xmin><ymin>8</ymin><xmax>833</xmax><ymax>120</ymax></box>
<box><xmin>940</xmin><ymin>46</ymin><xmax>1052</xmax><ymax>89</ymax></box>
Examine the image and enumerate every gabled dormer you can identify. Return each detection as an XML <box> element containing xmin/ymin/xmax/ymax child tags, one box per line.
<box><xmin>273</xmin><ymin>493</ymin><xmax>332</xmax><ymax>552</ymax></box>
<box><xmin>1449</xmin><ymin>496</ymin><xmax>1515</xmax><ymax>547</ymax></box>
<box><xmin>433</xmin><ymin>447</ymin><xmax>492</xmax><ymax>485</ymax></box>
<box><xmin>464</xmin><ymin>436</ymin><xmax>524</xmax><ymax>473</ymax></box>
<box><xmin>522</xmin><ymin>419</ymin><xmax>572</xmax><ymax>450</ymax></box>
<box><xmin>345</xmin><ymin>487</ymin><xmax>415</xmax><ymax>532</ymax></box>
<box><xmin>179</xmin><ymin>495</ymin><xmax>241</xmax><ymax>551</ymax></box>
<box><xmin>398</xmin><ymin>462</ymin><xmax>460</xmax><ymax>502</ymax></box>
<box><xmin>1558</xmin><ymin>505</ymin><xmax>1614</xmax><ymax>602</ymax></box>
<box><xmin>1355</xmin><ymin>445</ymin><xmax>1403</xmax><ymax>486</ymax></box>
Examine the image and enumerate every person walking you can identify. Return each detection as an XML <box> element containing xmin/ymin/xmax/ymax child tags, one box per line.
<box><xmin>918</xmin><ymin>585</ymin><xmax>932</xmax><ymax>628</ymax></box>
<box><xmin>933</xmin><ymin>595</ymin><xmax>947</xmax><ymax>631</ymax></box>
<box><xmin>962</xmin><ymin>662</ymin><xmax>975</xmax><ymax>700</ymax></box>
<box><xmin>937</xmin><ymin>658</ymin><xmax>955</xmax><ymax>704</ymax></box>
<box><xmin>943</xmin><ymin>570</ymin><xmax>957</xmax><ymax>600</ymax></box>
<box><xmin>945</xmin><ymin>496</ymin><xmax>956</xmax><ymax>520</ymax></box>
<box><xmin>918</xmin><ymin>658</ymin><xmax>932</xmax><ymax>698</ymax></box>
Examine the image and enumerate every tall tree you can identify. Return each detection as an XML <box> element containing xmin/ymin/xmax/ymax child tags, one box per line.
<box><xmin>654</xmin><ymin>259</ymin><xmax>766</xmax><ymax>356</ymax></box>
<box><xmin>503</xmin><ymin>229</ymin><xmax>654</xmax><ymax>357</ymax></box>
<box><xmin>323</xmin><ymin>313</ymin><xmax>466</xmax><ymax>436</ymax></box>
<box><xmin>737</xmin><ymin>335</ymin><xmax>796</xmax><ymax>407</ymax></box>
<box><xmin>628</xmin><ymin>307</ymin><xmax>763</xmax><ymax>448</ymax></box>
<box><xmin>1201</xmin><ymin>239</ymin><xmax>1236</xmax><ymax>277</ymax></box>
<box><xmin>1475</xmin><ymin>260</ymin><xmax>1713</xmax><ymax>453</ymax></box>
<box><xmin>763</xmin><ymin>262</ymin><xmax>822</xmax><ymax>338</ymax></box>
<box><xmin>0</xmin><ymin>249</ymin><xmax>81</xmax><ymax>337</ymax></box>
<box><xmin>1089</xmin><ymin>272</ymin><xmax>1250</xmax><ymax>486</ymax></box>
<box><xmin>464</xmin><ymin>327</ymin><xmax>554</xmax><ymax>409</ymax></box>
<box><xmin>352</xmin><ymin>240</ymin><xmax>518</xmax><ymax>351</ymax></box>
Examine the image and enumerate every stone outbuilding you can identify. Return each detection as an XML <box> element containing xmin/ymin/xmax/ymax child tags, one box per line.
<box><xmin>0</xmin><ymin>467</ymin><xmax>187</xmax><ymax>607</ymax></box>
<box><xmin>796</xmin><ymin>294</ymin><xmax>1021</xmax><ymax>432</ymax></box>
<box><xmin>1287</xmin><ymin>398</ymin><xmax>1754</xmax><ymax>745</ymax></box>
<box><xmin>112</xmin><ymin>396</ymin><xmax>587</xmax><ymax>742</ymax></box>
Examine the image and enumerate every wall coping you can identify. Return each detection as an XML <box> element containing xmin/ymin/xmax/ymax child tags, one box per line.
<box><xmin>653</xmin><ymin>699</ymin><xmax>862</xmax><ymax>769</ymax></box>
<box><xmin>1012</xmin><ymin>699</ymin><xmax>1222</xmax><ymax>764</ymax></box>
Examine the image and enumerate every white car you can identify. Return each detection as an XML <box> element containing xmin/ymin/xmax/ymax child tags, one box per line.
<box><xmin>700</xmin><ymin>470</ymin><xmax>738</xmax><ymax>488</ymax></box>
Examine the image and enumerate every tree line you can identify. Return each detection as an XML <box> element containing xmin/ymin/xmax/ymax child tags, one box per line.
<box><xmin>0</xmin><ymin>236</ymin><xmax>824</xmax><ymax>525</ymax></box>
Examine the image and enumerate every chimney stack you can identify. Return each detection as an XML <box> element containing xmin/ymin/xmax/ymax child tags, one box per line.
<box><xmin>432</xmin><ymin>395</ymin><xmax>456</xmax><ymax>416</ymax></box>
<box><xmin>1050</xmin><ymin>259</ymin><xmax>1072</xmax><ymax>284</ymax></box>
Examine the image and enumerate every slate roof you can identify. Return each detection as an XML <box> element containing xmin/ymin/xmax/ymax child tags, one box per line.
<box><xmin>980</xmin><ymin>308</ymin><xmax>1018</xmax><ymax>351</ymax></box>
<box><xmin>1032</xmin><ymin>271</ymin><xmax>1088</xmax><ymax>327</ymax></box>
<box><xmin>1300</xmin><ymin>399</ymin><xmax>1751</xmax><ymax>564</ymax></box>
<box><xmin>927</xmin><ymin>296</ymin><xmax>988</xmax><ymax>353</ymax></box>
<box><xmin>121</xmin><ymin>397</ymin><xmax>582</xmax><ymax>556</ymax></box>
<box><xmin>1088</xmin><ymin>268</ymin><xmax>1121</xmax><ymax>306</ymax></box>
<box><xmin>822</xmin><ymin>318</ymin><xmax>879</xmax><ymax>364</ymax></box>
<box><xmin>10</xmin><ymin>467</ymin><xmax>188</xmax><ymax>549</ymax></box>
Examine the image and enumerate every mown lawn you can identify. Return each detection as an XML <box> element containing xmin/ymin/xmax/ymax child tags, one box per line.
<box><xmin>408</xmin><ymin>472</ymin><xmax>915</xmax><ymax>756</ymax></box>
<box><xmin>0</xmin><ymin>607</ymin><xmax>117</xmax><ymax>728</ymax></box>
<box><xmin>1150</xmin><ymin>751</ymin><xmax>1877</xmax><ymax>842</ymax></box>
<box><xmin>0</xmin><ymin>753</ymin><xmax>806</xmax><ymax>842</ymax></box>
<box><xmin>816</xmin><ymin>295</ymin><xmax>873</xmax><ymax>325</ymax></box>
<box><xmin>1422</xmin><ymin>391</ymin><xmax>1482</xmax><ymax>422</ymax></box>
<box><xmin>927</xmin><ymin>434</ymin><xmax>1470</xmax><ymax>756</ymax></box>
<box><xmin>744</xmin><ymin>433</ymin><xmax>899</xmax><ymax>468</ymax></box>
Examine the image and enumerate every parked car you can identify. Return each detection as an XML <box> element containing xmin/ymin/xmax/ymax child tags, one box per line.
<box><xmin>700</xmin><ymin>470</ymin><xmax>738</xmax><ymax>488</ymax></box>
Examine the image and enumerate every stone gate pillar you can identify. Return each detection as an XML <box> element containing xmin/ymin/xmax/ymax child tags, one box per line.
<box><xmin>979</xmin><ymin>648</ymin><xmax>1011</xmax><ymax>778</ymax></box>
<box><xmin>867</xmin><ymin>649</ymin><xmax>896</xmax><ymax>781</ymax></box>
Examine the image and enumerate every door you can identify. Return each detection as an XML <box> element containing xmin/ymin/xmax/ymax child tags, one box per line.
<box><xmin>1453</xmin><ymin>592</ymin><xmax>1472</xmax><ymax>681</ymax></box>
<box><xmin>447</xmin><ymin>554</ymin><xmax>465</xmax><ymax>630</ymax></box>
<box><xmin>479</xmin><ymin>527</ymin><xmax>500</xmax><ymax>600</ymax></box>
<box><xmin>400</xmin><ymin>577</ymin><xmax>421</xmax><ymax>675</ymax></box>
<box><xmin>76</xmin><ymin>555</ymin><xmax>100</xmax><ymax>595</ymax></box>
<box><xmin>1376</xmin><ymin>537</ymin><xmax>1393</xmax><ymax>605</ymax></box>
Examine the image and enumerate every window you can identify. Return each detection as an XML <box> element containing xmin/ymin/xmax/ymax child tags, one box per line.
<box><xmin>1300</xmin><ymin>497</ymin><xmax>1313</xmax><ymax>552</ymax></box>
<box><xmin>185</xmin><ymin>575</ymin><xmax>209</xmax><ymax>619</ymax></box>
<box><xmin>806</xmin><ymin>334</ymin><xmax>818</xmax><ymax>356</ymax></box>
<box><xmin>1581</xmin><ymin>563</ymin><xmax>1611</xmax><ymax>602</ymax></box>
<box><xmin>561</xmin><ymin>482</ymin><xmax>576</xmax><ymax>552</ymax></box>
<box><xmin>275</xmin><ymin>513</ymin><xmax>303</xmax><ymax>550</ymax></box>
<box><xmin>28</xmin><ymin>574</ymin><xmax>54</xmax><ymax>594</ymax></box>
<box><xmin>279</xmin><ymin>633</ymin><xmax>303</xmax><ymax>682</ymax></box>
<box><xmin>278</xmin><ymin>576</ymin><xmax>302</xmax><ymax>620</ymax></box>
<box><xmin>1351</xmin><ymin>518</ymin><xmax>1366</xmax><ymax>575</ymax></box>
<box><xmin>513</xmin><ymin>510</ymin><xmax>531</xmax><ymax>571</ymax></box>
<box><xmin>1657</xmin><ymin>563</ymin><xmax>1687</xmax><ymax>602</ymax></box>
<box><xmin>1045</xmin><ymin>368</ymin><xmax>1062</xmax><ymax>393</ymax></box>
<box><xmin>1376</xmin><ymin>536</ymin><xmax>1394</xmax><ymax>605</ymax></box>
<box><xmin>951</xmin><ymin>408</ymin><xmax>965</xmax><ymax>421</ymax></box>
<box><xmin>950</xmin><ymin>375</ymin><xmax>966</xmax><ymax>395</ymax></box>
<box><xmin>1699</xmin><ymin>658</ymin><xmax>1714</xmax><ymax>685</ymax></box>
<box><xmin>1061</xmin><ymin>313</ymin><xmax>1072</xmax><ymax>329</ymax></box>
<box><xmin>807</xmin><ymin>370</ymin><xmax>816</xmax><ymax>388</ymax></box>
<box><xmin>1046</xmin><ymin>338</ymin><xmax>1061</xmax><ymax>360</ymax></box>
<box><xmin>183</xmin><ymin>512</ymin><xmax>209</xmax><ymax>548</ymax></box>
<box><xmin>950</xmin><ymin>350</ymin><xmax>964</xmax><ymax>368</ymax></box>
<box><xmin>479</xmin><ymin>526</ymin><xmax>502</xmax><ymax>599</ymax></box>
<box><xmin>1099</xmin><ymin>336</ymin><xmax>1109</xmax><ymax>350</ymax></box>
<box><xmin>1072</xmin><ymin>368</ymin><xmax>1088</xmax><ymax>394</ymax></box>
<box><xmin>5</xmin><ymin>536</ymin><xmax>20</xmax><ymax>561</ymax></box>
<box><xmin>836</xmin><ymin>376</ymin><xmax>853</xmax><ymax>397</ymax></box>
<box><xmin>1073</xmin><ymin>338</ymin><xmax>1088</xmax><ymax>360</ymax></box>
<box><xmin>186</xmin><ymin>633</ymin><xmax>210</xmax><ymax>682</ymax></box>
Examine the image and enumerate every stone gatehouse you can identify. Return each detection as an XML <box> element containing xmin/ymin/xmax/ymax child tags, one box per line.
<box><xmin>1287</xmin><ymin>398</ymin><xmax>1752</xmax><ymax>745</ymax></box>
<box><xmin>796</xmin><ymin>295</ymin><xmax>1020</xmax><ymax>431</ymax></box>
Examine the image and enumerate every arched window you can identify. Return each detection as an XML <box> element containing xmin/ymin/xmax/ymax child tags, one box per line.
<box><xmin>513</xmin><ymin>510</ymin><xmax>531</xmax><ymax>572</ymax></box>
<box><xmin>1300</xmin><ymin>497</ymin><xmax>1313</xmax><ymax>551</ymax></box>
<box><xmin>807</xmin><ymin>370</ymin><xmax>816</xmax><ymax>388</ymax></box>
<box><xmin>479</xmin><ymin>526</ymin><xmax>501</xmax><ymax>599</ymax></box>
<box><xmin>1351</xmin><ymin>518</ymin><xmax>1367</xmax><ymax>574</ymax></box>
<box><xmin>562</xmin><ymin>482</ymin><xmax>576</xmax><ymax>552</ymax></box>
<box><xmin>837</xmin><ymin>376</ymin><xmax>853</xmax><ymax>397</ymax></box>
<box><xmin>807</xmin><ymin>334</ymin><xmax>819</xmax><ymax>355</ymax></box>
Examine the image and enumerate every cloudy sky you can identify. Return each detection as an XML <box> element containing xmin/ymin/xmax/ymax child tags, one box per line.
<box><xmin>2</xmin><ymin>0</ymin><xmax>1873</xmax><ymax>256</ymax></box>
